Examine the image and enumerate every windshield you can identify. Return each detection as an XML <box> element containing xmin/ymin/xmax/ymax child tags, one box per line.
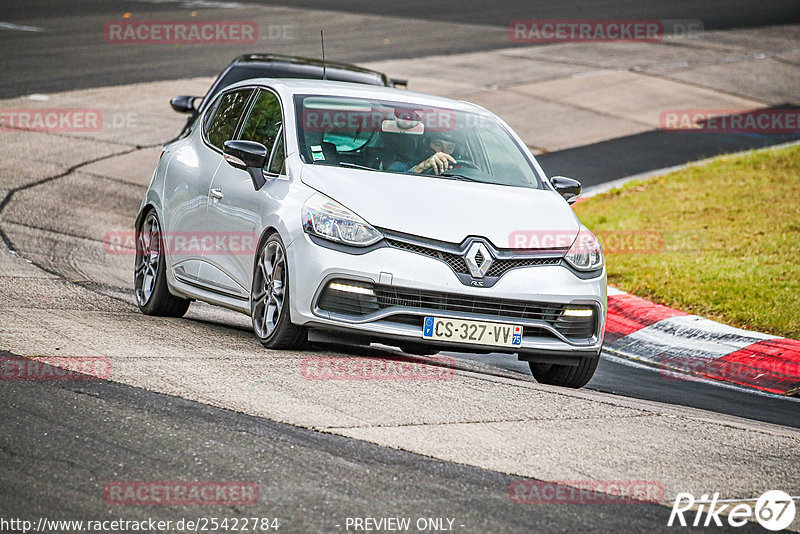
<box><xmin>294</xmin><ymin>95</ymin><xmax>543</xmax><ymax>189</ymax></box>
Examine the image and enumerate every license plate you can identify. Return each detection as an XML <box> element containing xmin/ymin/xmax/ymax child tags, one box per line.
<box><xmin>422</xmin><ymin>317</ymin><xmax>523</xmax><ymax>348</ymax></box>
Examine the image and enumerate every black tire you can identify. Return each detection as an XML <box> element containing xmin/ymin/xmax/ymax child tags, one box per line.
<box><xmin>528</xmin><ymin>356</ymin><xmax>599</xmax><ymax>388</ymax></box>
<box><xmin>134</xmin><ymin>210</ymin><xmax>190</xmax><ymax>317</ymax></box>
<box><xmin>398</xmin><ymin>343</ymin><xmax>439</xmax><ymax>356</ymax></box>
<box><xmin>251</xmin><ymin>233</ymin><xmax>307</xmax><ymax>349</ymax></box>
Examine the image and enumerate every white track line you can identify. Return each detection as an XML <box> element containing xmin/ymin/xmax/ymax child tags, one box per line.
<box><xmin>131</xmin><ymin>0</ymin><xmax>248</xmax><ymax>8</ymax></box>
<box><xmin>0</xmin><ymin>22</ymin><xmax>44</xmax><ymax>32</ymax></box>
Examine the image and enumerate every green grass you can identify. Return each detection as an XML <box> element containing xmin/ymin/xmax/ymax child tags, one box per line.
<box><xmin>573</xmin><ymin>144</ymin><xmax>800</xmax><ymax>339</ymax></box>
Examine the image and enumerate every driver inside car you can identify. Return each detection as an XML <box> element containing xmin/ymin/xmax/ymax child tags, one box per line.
<box><xmin>387</xmin><ymin>131</ymin><xmax>460</xmax><ymax>175</ymax></box>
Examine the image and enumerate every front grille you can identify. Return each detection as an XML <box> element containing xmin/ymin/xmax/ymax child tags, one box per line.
<box><xmin>386</xmin><ymin>238</ymin><xmax>561</xmax><ymax>278</ymax></box>
<box><xmin>316</xmin><ymin>280</ymin><xmax>596</xmax><ymax>341</ymax></box>
<box><xmin>485</xmin><ymin>257</ymin><xmax>560</xmax><ymax>277</ymax></box>
<box><xmin>386</xmin><ymin>239</ymin><xmax>468</xmax><ymax>273</ymax></box>
<box><xmin>374</xmin><ymin>285</ymin><xmax>565</xmax><ymax>324</ymax></box>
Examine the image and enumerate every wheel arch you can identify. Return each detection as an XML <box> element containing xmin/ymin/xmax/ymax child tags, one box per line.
<box><xmin>253</xmin><ymin>226</ymin><xmax>281</xmax><ymax>269</ymax></box>
<box><xmin>135</xmin><ymin>202</ymin><xmax>159</xmax><ymax>231</ymax></box>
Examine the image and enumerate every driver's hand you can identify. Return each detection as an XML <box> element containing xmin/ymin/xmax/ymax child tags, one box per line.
<box><xmin>414</xmin><ymin>152</ymin><xmax>457</xmax><ymax>174</ymax></box>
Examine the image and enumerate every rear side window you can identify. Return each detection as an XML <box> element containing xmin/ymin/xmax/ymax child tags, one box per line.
<box><xmin>205</xmin><ymin>89</ymin><xmax>253</xmax><ymax>150</ymax></box>
<box><xmin>268</xmin><ymin>132</ymin><xmax>285</xmax><ymax>175</ymax></box>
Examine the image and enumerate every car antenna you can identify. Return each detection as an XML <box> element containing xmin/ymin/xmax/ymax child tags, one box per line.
<box><xmin>320</xmin><ymin>30</ymin><xmax>327</xmax><ymax>81</ymax></box>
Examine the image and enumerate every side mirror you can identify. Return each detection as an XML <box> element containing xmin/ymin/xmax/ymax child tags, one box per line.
<box><xmin>170</xmin><ymin>95</ymin><xmax>199</xmax><ymax>114</ymax></box>
<box><xmin>223</xmin><ymin>140</ymin><xmax>268</xmax><ymax>190</ymax></box>
<box><xmin>550</xmin><ymin>176</ymin><xmax>582</xmax><ymax>204</ymax></box>
<box><xmin>389</xmin><ymin>77</ymin><xmax>408</xmax><ymax>89</ymax></box>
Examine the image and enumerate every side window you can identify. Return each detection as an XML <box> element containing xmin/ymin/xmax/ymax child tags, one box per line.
<box><xmin>205</xmin><ymin>89</ymin><xmax>253</xmax><ymax>150</ymax></box>
<box><xmin>202</xmin><ymin>97</ymin><xmax>220</xmax><ymax>132</ymax></box>
<box><xmin>268</xmin><ymin>132</ymin><xmax>285</xmax><ymax>175</ymax></box>
<box><xmin>477</xmin><ymin>125</ymin><xmax>537</xmax><ymax>187</ymax></box>
<box><xmin>239</xmin><ymin>90</ymin><xmax>283</xmax><ymax>154</ymax></box>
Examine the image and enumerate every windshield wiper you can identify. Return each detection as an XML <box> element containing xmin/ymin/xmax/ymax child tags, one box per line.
<box><xmin>339</xmin><ymin>162</ymin><xmax>376</xmax><ymax>172</ymax></box>
<box><xmin>440</xmin><ymin>172</ymin><xmax>479</xmax><ymax>182</ymax></box>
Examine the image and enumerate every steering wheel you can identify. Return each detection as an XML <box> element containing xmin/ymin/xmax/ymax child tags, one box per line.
<box><xmin>447</xmin><ymin>159</ymin><xmax>480</xmax><ymax>172</ymax></box>
<box><xmin>424</xmin><ymin>158</ymin><xmax>480</xmax><ymax>175</ymax></box>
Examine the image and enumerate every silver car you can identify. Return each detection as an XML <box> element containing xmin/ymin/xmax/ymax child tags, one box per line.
<box><xmin>135</xmin><ymin>79</ymin><xmax>606</xmax><ymax>388</ymax></box>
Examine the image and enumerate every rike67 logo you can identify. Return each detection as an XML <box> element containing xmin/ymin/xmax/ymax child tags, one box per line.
<box><xmin>669</xmin><ymin>490</ymin><xmax>796</xmax><ymax>530</ymax></box>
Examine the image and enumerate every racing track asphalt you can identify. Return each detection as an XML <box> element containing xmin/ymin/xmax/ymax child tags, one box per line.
<box><xmin>1</xmin><ymin>351</ymin><xmax>720</xmax><ymax>534</ymax></box>
<box><xmin>449</xmin><ymin>349</ymin><xmax>800</xmax><ymax>430</ymax></box>
<box><xmin>1</xmin><ymin>0</ymin><xmax>799</xmax><ymax>98</ymax></box>
<box><xmin>536</xmin><ymin>117</ymin><xmax>800</xmax><ymax>187</ymax></box>
<box><xmin>0</xmin><ymin>81</ymin><xmax>797</xmax><ymax>532</ymax></box>
<box><xmin>3</xmin><ymin>2</ymin><xmax>799</xmax><ymax>186</ymax></box>
<box><xmin>1</xmin><ymin>4</ymin><xmax>799</xmax><ymax>532</ymax></box>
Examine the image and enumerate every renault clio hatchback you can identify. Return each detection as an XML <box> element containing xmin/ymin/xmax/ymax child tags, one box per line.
<box><xmin>135</xmin><ymin>79</ymin><xmax>606</xmax><ymax>388</ymax></box>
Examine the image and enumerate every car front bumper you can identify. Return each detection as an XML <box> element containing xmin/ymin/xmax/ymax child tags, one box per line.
<box><xmin>287</xmin><ymin>232</ymin><xmax>606</xmax><ymax>357</ymax></box>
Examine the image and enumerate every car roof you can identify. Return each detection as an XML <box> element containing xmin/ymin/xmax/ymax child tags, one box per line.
<box><xmin>232</xmin><ymin>54</ymin><xmax>388</xmax><ymax>79</ymax></box>
<box><xmin>225</xmin><ymin>78</ymin><xmax>492</xmax><ymax>115</ymax></box>
<box><xmin>196</xmin><ymin>55</ymin><xmax>390</xmax><ymax>116</ymax></box>
<box><xmin>222</xmin><ymin>55</ymin><xmax>388</xmax><ymax>88</ymax></box>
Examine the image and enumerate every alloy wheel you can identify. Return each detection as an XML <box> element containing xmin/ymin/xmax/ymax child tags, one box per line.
<box><xmin>134</xmin><ymin>213</ymin><xmax>161</xmax><ymax>307</ymax></box>
<box><xmin>252</xmin><ymin>240</ymin><xmax>286</xmax><ymax>339</ymax></box>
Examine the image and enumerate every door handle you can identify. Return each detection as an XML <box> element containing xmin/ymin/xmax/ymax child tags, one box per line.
<box><xmin>210</xmin><ymin>188</ymin><xmax>224</xmax><ymax>200</ymax></box>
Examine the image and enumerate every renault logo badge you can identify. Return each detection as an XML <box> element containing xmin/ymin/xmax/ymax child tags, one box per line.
<box><xmin>465</xmin><ymin>242</ymin><xmax>493</xmax><ymax>278</ymax></box>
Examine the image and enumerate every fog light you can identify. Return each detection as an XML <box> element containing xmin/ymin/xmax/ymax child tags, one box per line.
<box><xmin>328</xmin><ymin>282</ymin><xmax>375</xmax><ymax>296</ymax></box>
<box><xmin>563</xmin><ymin>307</ymin><xmax>593</xmax><ymax>317</ymax></box>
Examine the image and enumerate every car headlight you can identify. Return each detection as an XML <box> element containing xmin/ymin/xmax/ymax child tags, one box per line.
<box><xmin>302</xmin><ymin>193</ymin><xmax>383</xmax><ymax>247</ymax></box>
<box><xmin>565</xmin><ymin>226</ymin><xmax>604</xmax><ymax>271</ymax></box>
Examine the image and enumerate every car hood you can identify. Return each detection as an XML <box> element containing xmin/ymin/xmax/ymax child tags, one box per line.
<box><xmin>301</xmin><ymin>166</ymin><xmax>580</xmax><ymax>249</ymax></box>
